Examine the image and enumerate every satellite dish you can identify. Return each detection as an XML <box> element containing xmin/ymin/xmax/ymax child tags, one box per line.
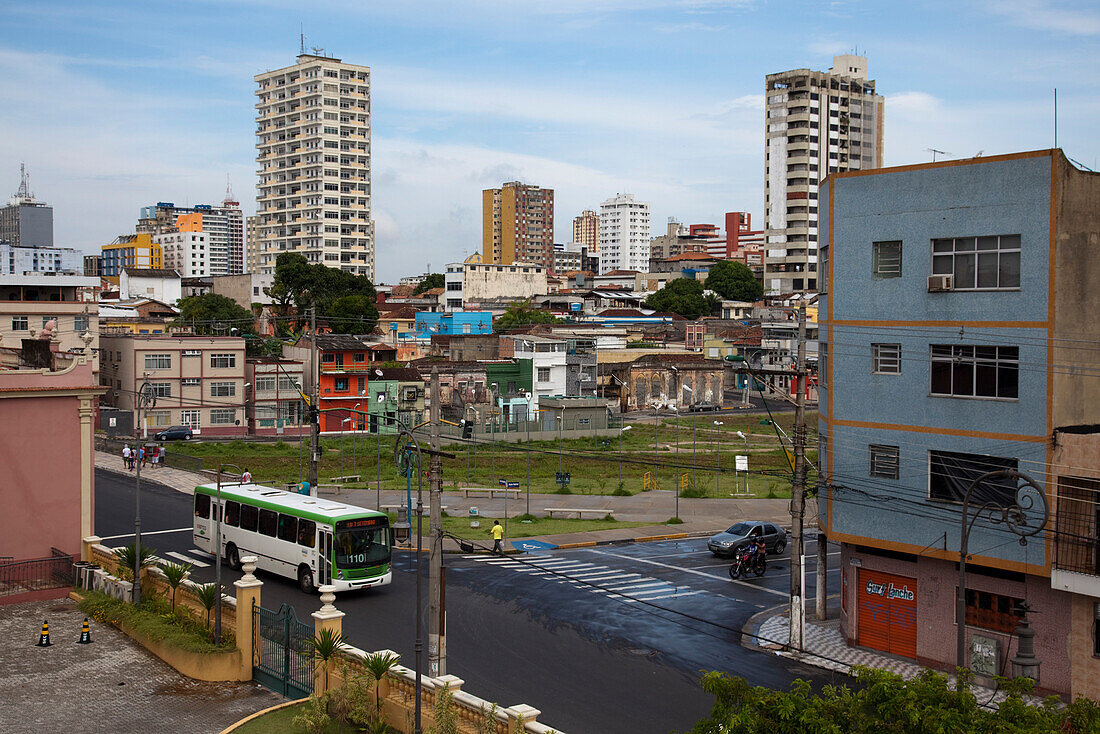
<box><xmin>375</xmin><ymin>369</ymin><xmax>383</xmax><ymax>377</ymax></box>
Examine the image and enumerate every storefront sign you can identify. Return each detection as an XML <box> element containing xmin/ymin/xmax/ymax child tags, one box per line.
<box><xmin>865</xmin><ymin>579</ymin><xmax>915</xmax><ymax>601</ymax></box>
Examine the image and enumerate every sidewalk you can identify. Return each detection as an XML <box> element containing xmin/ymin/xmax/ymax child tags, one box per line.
<box><xmin>744</xmin><ymin>606</ymin><xmax>1037</xmax><ymax>708</ymax></box>
<box><xmin>0</xmin><ymin>596</ymin><xmax>283</xmax><ymax>734</ymax></box>
<box><xmin>95</xmin><ymin>449</ymin><xmax>809</xmax><ymax>551</ymax></box>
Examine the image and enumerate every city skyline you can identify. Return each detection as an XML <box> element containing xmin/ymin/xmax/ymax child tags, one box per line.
<box><xmin>0</xmin><ymin>0</ymin><xmax>1096</xmax><ymax>282</ymax></box>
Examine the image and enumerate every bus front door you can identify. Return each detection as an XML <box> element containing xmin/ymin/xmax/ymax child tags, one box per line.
<box><xmin>318</xmin><ymin>529</ymin><xmax>333</xmax><ymax>585</ymax></box>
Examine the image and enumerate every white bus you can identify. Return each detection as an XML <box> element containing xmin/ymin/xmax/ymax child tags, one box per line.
<box><xmin>192</xmin><ymin>483</ymin><xmax>393</xmax><ymax>594</ymax></box>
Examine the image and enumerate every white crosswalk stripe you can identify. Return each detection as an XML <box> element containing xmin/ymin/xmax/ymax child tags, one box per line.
<box><xmin>465</xmin><ymin>552</ymin><xmax>714</xmax><ymax>605</ymax></box>
<box><xmin>165</xmin><ymin>551</ymin><xmax>210</xmax><ymax>567</ymax></box>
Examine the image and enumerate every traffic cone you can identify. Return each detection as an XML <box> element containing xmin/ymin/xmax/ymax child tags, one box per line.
<box><xmin>36</xmin><ymin>619</ymin><xmax>51</xmax><ymax>647</ymax></box>
<box><xmin>77</xmin><ymin>618</ymin><xmax>92</xmax><ymax>644</ymax></box>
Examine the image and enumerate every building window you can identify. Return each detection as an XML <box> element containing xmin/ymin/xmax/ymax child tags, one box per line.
<box><xmin>210</xmin><ymin>382</ymin><xmax>236</xmax><ymax>397</ymax></box>
<box><xmin>871</xmin><ymin>343</ymin><xmax>901</xmax><ymax>374</ymax></box>
<box><xmin>148</xmin><ymin>383</ymin><xmax>171</xmax><ymax>398</ymax></box>
<box><xmin>929</xmin><ymin>450</ymin><xmax>1017</xmax><ymax>504</ymax></box>
<box><xmin>145</xmin><ymin>354</ymin><xmax>172</xmax><ymax>370</ymax></box>
<box><xmin>932</xmin><ymin>235</ymin><xmax>1020</xmax><ymax>290</ymax></box>
<box><xmin>930</xmin><ymin>345</ymin><xmax>1018</xmax><ymax>399</ymax></box>
<box><xmin>74</xmin><ymin>315</ymin><xmax>90</xmax><ymax>332</ymax></box>
<box><xmin>353</xmin><ymin>352</ymin><xmax>365</xmax><ymax>362</ymax></box>
<box><xmin>537</xmin><ymin>367</ymin><xmax>551</xmax><ymax>382</ymax></box>
<box><xmin>869</xmin><ymin>444</ymin><xmax>899</xmax><ymax>479</ymax></box>
<box><xmin>334</xmin><ymin>377</ymin><xmax>349</xmax><ymax>391</ymax></box>
<box><xmin>278</xmin><ymin>376</ymin><xmax>298</xmax><ymax>392</ymax></box>
<box><xmin>182</xmin><ymin>349</ymin><xmax>201</xmax><ymax>357</ymax></box>
<box><xmin>321</xmin><ymin>353</ymin><xmax>335</xmax><ymax>363</ymax></box>
<box><xmin>11</xmin><ymin>315</ymin><xmax>28</xmax><ymax>330</ymax></box>
<box><xmin>1053</xmin><ymin>476</ymin><xmax>1100</xmax><ymax>576</ymax></box>
<box><xmin>255</xmin><ymin>377</ymin><xmax>276</xmax><ymax>391</ymax></box>
<box><xmin>964</xmin><ymin>589</ymin><xmax>1025</xmax><ymax>634</ymax></box>
<box><xmin>867</xmin><ymin>240</ymin><xmax>903</xmax><ymax>279</ymax></box>
<box><xmin>210</xmin><ymin>408</ymin><xmax>236</xmax><ymax>425</ymax></box>
<box><xmin>1095</xmin><ymin>603</ymin><xmax>1100</xmax><ymax>657</ymax></box>
<box><xmin>180</xmin><ymin>410</ymin><xmax>201</xmax><ymax>429</ymax></box>
<box><xmin>182</xmin><ymin>378</ymin><xmax>200</xmax><ymax>386</ymax></box>
<box><xmin>210</xmin><ymin>353</ymin><xmax>236</xmax><ymax>369</ymax></box>
<box><xmin>146</xmin><ymin>410</ymin><xmax>171</xmax><ymax>427</ymax></box>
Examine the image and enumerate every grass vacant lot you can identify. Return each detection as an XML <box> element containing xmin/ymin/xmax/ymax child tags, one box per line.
<box><xmin>395</xmin><ymin>513</ymin><xmax>651</xmax><ymax>541</ymax></box>
<box><xmin>169</xmin><ymin>412</ymin><xmax>817</xmax><ymax>500</ymax></box>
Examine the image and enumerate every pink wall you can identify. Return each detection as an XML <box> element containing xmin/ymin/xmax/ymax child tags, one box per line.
<box><xmin>842</xmin><ymin>545</ymin><xmax>1073</xmax><ymax>696</ymax></box>
<box><xmin>0</xmin><ymin>394</ymin><xmax>88</xmax><ymax>560</ymax></box>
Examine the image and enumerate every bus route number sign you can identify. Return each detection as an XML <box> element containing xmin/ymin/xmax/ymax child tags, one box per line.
<box><xmin>338</xmin><ymin>517</ymin><xmax>386</xmax><ymax>530</ymax></box>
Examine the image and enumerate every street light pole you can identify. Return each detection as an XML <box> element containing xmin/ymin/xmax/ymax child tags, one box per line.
<box><xmin>490</xmin><ymin>383</ymin><xmax>498</xmax><ymax>482</ymax></box>
<box><xmin>132</xmin><ymin>379</ymin><xmax>155</xmax><ymax>605</ymax></box>
<box><xmin>618</xmin><ymin>425</ymin><xmax>632</xmax><ymax>488</ymax></box>
<box><xmin>955</xmin><ymin>469</ymin><xmax>1048</xmax><ymax>683</ymax></box>
<box><xmin>525</xmin><ymin>393</ymin><xmax>532</xmax><ymax>516</ymax></box>
<box><xmin>214</xmin><ymin>461</ymin><xmax>242</xmax><ymax>646</ymax></box>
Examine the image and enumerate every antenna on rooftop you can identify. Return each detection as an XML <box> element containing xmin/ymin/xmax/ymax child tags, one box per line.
<box><xmin>300</xmin><ymin>25</ymin><xmax>305</xmax><ymax>54</ymax></box>
<box><xmin>16</xmin><ymin>162</ymin><xmax>30</xmax><ymax>199</ymax></box>
<box><xmin>925</xmin><ymin>148</ymin><xmax>950</xmax><ymax>162</ymax></box>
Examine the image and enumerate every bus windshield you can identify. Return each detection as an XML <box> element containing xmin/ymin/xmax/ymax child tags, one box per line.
<box><xmin>334</xmin><ymin>522</ymin><xmax>390</xmax><ymax>569</ymax></box>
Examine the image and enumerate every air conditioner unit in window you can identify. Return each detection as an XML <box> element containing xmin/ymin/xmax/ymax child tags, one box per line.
<box><xmin>927</xmin><ymin>274</ymin><xmax>954</xmax><ymax>292</ymax></box>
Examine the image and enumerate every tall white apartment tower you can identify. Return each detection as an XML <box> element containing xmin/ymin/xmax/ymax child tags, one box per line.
<box><xmin>598</xmin><ymin>194</ymin><xmax>650</xmax><ymax>274</ymax></box>
<box><xmin>254</xmin><ymin>53</ymin><xmax>375</xmax><ymax>279</ymax></box>
<box><xmin>763</xmin><ymin>54</ymin><xmax>884</xmax><ymax>294</ymax></box>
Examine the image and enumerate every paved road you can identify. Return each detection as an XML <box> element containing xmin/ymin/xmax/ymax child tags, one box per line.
<box><xmin>95</xmin><ymin>469</ymin><xmax>847</xmax><ymax>734</ymax></box>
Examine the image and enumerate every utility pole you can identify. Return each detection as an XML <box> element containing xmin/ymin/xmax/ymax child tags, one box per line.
<box><xmin>309</xmin><ymin>307</ymin><xmax>320</xmax><ymax>492</ymax></box>
<box><xmin>428</xmin><ymin>368</ymin><xmax>445</xmax><ymax>677</ymax></box>
<box><xmin>816</xmin><ymin>532</ymin><xmax>827</xmax><ymax>621</ymax></box>
<box><xmin>789</xmin><ymin>302</ymin><xmax>808</xmax><ymax>652</ymax></box>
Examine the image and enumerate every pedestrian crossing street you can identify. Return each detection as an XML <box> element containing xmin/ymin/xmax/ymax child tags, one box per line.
<box><xmin>464</xmin><ymin>554</ymin><xmax>707</xmax><ymax>604</ymax></box>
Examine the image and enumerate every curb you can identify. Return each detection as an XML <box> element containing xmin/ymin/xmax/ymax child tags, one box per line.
<box><xmin>94</xmin><ymin>461</ymin><xmax>194</xmax><ymax>495</ymax></box>
<box><xmin>218</xmin><ymin>698</ymin><xmax>304</xmax><ymax>733</ymax></box>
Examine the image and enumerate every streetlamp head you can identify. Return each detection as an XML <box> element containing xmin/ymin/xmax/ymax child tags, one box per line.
<box><xmin>714</xmin><ymin>421</ymin><xmax>723</xmax><ymax>426</ymax></box>
<box><xmin>621</xmin><ymin>425</ymin><xmax>632</xmax><ymax>432</ymax></box>
<box><xmin>736</xmin><ymin>431</ymin><xmax>746</xmax><ymax>439</ymax></box>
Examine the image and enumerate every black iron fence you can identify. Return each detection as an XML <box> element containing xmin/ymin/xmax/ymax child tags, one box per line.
<box><xmin>1055</xmin><ymin>476</ymin><xmax>1100</xmax><ymax>576</ymax></box>
<box><xmin>0</xmin><ymin>548</ymin><xmax>74</xmax><ymax>597</ymax></box>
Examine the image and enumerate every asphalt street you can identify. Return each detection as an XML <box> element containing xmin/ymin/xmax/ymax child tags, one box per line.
<box><xmin>95</xmin><ymin>468</ymin><xmax>846</xmax><ymax>734</ymax></box>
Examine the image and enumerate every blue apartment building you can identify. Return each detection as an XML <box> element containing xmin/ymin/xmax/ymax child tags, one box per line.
<box><xmin>820</xmin><ymin>150</ymin><xmax>1100</xmax><ymax>697</ymax></box>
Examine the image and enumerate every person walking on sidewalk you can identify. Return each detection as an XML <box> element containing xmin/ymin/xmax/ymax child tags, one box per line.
<box><xmin>490</xmin><ymin>520</ymin><xmax>504</xmax><ymax>555</ymax></box>
<box><xmin>139</xmin><ymin>446</ymin><xmax>147</xmax><ymax>469</ymax></box>
<box><xmin>122</xmin><ymin>444</ymin><xmax>132</xmax><ymax>471</ymax></box>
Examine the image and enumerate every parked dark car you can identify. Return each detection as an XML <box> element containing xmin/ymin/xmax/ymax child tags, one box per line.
<box><xmin>707</xmin><ymin>521</ymin><xmax>787</xmax><ymax>557</ymax></box>
<box><xmin>154</xmin><ymin>425</ymin><xmax>193</xmax><ymax>441</ymax></box>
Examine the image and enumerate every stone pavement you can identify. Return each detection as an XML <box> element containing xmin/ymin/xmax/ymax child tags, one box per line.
<box><xmin>95</xmin><ymin>449</ymin><xmax>813</xmax><ymax>552</ymax></box>
<box><xmin>0</xmin><ymin>596</ymin><xmax>284</xmax><ymax>734</ymax></box>
<box><xmin>747</xmin><ymin>607</ymin><xmax>1037</xmax><ymax>708</ymax></box>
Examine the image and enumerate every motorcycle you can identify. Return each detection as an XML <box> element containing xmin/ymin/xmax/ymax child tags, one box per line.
<box><xmin>728</xmin><ymin>543</ymin><xmax>767</xmax><ymax>580</ymax></box>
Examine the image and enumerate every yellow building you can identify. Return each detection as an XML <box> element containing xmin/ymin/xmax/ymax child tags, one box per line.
<box><xmin>482</xmin><ymin>182</ymin><xmax>553</xmax><ymax>267</ymax></box>
<box><xmin>101</xmin><ymin>233</ymin><xmax>162</xmax><ymax>276</ymax></box>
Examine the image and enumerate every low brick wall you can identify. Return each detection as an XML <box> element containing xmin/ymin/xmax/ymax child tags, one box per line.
<box><xmin>85</xmin><ymin>542</ymin><xmax>238</xmax><ymax>637</ymax></box>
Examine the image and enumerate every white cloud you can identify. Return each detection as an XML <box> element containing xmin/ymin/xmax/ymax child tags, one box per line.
<box><xmin>984</xmin><ymin>0</ymin><xmax>1100</xmax><ymax>36</ymax></box>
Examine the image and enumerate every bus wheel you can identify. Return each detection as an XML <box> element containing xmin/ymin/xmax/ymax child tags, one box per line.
<box><xmin>298</xmin><ymin>566</ymin><xmax>315</xmax><ymax>594</ymax></box>
<box><xmin>225</xmin><ymin>543</ymin><xmax>241</xmax><ymax>571</ymax></box>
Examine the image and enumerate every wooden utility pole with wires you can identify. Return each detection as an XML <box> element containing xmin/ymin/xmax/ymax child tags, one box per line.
<box><xmin>428</xmin><ymin>368</ymin><xmax>445</xmax><ymax>677</ymax></box>
<box><xmin>309</xmin><ymin>306</ymin><xmax>320</xmax><ymax>491</ymax></box>
<box><xmin>789</xmin><ymin>301</ymin><xmax>808</xmax><ymax>652</ymax></box>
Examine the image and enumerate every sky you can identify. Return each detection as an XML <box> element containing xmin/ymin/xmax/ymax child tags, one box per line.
<box><xmin>0</xmin><ymin>0</ymin><xmax>1096</xmax><ymax>282</ymax></box>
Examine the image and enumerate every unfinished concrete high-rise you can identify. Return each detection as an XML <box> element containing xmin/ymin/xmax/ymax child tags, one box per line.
<box><xmin>255</xmin><ymin>53</ymin><xmax>375</xmax><ymax>279</ymax></box>
<box><xmin>764</xmin><ymin>55</ymin><xmax>884</xmax><ymax>294</ymax></box>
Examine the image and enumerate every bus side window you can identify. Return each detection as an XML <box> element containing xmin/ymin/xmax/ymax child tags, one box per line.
<box><xmin>224</xmin><ymin>501</ymin><xmax>240</xmax><ymax>527</ymax></box>
<box><xmin>195</xmin><ymin>493</ymin><xmax>211</xmax><ymax>519</ymax></box>
<box><xmin>298</xmin><ymin>520</ymin><xmax>316</xmax><ymax>548</ymax></box>
<box><xmin>277</xmin><ymin>514</ymin><xmax>298</xmax><ymax>543</ymax></box>
<box><xmin>239</xmin><ymin>503</ymin><xmax>258</xmax><ymax>532</ymax></box>
<box><xmin>258</xmin><ymin>509</ymin><xmax>278</xmax><ymax>537</ymax></box>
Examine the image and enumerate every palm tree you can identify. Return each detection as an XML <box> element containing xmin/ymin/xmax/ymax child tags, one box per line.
<box><xmin>159</xmin><ymin>561</ymin><xmax>192</xmax><ymax>612</ymax></box>
<box><xmin>192</xmin><ymin>582</ymin><xmax>223</xmax><ymax>635</ymax></box>
<box><xmin>362</xmin><ymin>651</ymin><xmax>401</xmax><ymax>717</ymax></box>
<box><xmin>113</xmin><ymin>543</ymin><xmax>157</xmax><ymax>586</ymax></box>
<box><xmin>306</xmin><ymin>627</ymin><xmax>347</xmax><ymax>694</ymax></box>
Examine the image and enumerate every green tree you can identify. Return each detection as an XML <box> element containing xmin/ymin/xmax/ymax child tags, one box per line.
<box><xmin>174</xmin><ymin>293</ymin><xmax>256</xmax><ymax>336</ymax></box>
<box><xmin>644</xmin><ymin>278</ymin><xmax>712</xmax><ymax>319</ymax></box>
<box><xmin>327</xmin><ymin>294</ymin><xmax>380</xmax><ymax>335</ymax></box>
<box><xmin>687</xmin><ymin>668</ymin><xmax>1100</xmax><ymax>734</ymax></box>
<box><xmin>267</xmin><ymin>252</ymin><xmax>379</xmax><ymax>333</ymax></box>
<box><xmin>494</xmin><ymin>300</ymin><xmax>562</xmax><ymax>332</ymax></box>
<box><xmin>413</xmin><ymin>273</ymin><xmax>445</xmax><ymax>295</ymax></box>
<box><xmin>703</xmin><ymin>260</ymin><xmax>763</xmax><ymax>303</ymax></box>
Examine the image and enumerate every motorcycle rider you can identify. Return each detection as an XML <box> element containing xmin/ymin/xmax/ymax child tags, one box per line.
<box><xmin>742</xmin><ymin>538</ymin><xmax>766</xmax><ymax>574</ymax></box>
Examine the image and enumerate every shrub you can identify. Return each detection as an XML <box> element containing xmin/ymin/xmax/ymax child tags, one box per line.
<box><xmin>667</xmin><ymin>517</ymin><xmax>684</xmax><ymax>525</ymax></box>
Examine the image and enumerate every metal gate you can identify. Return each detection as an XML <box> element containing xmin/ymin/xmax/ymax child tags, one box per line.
<box><xmin>253</xmin><ymin>601</ymin><xmax>314</xmax><ymax>699</ymax></box>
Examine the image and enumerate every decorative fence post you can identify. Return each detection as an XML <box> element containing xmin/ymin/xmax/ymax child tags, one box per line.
<box><xmin>312</xmin><ymin>585</ymin><xmax>344</xmax><ymax>695</ymax></box>
<box><xmin>234</xmin><ymin>556</ymin><xmax>262</xmax><ymax>681</ymax></box>
<box><xmin>81</xmin><ymin>536</ymin><xmax>101</xmax><ymax>563</ymax></box>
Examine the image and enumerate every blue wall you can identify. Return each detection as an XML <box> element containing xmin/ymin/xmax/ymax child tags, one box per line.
<box><xmin>820</xmin><ymin>154</ymin><xmax>1053</xmax><ymax>566</ymax></box>
<box><xmin>415</xmin><ymin>311</ymin><xmax>493</xmax><ymax>336</ymax></box>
